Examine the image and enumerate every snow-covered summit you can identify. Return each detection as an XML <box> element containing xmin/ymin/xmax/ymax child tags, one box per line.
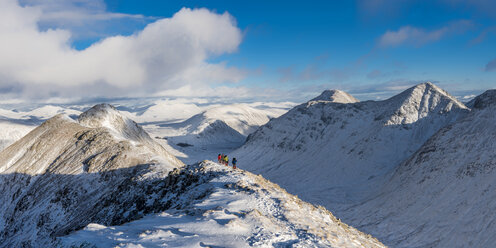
<box><xmin>383</xmin><ymin>82</ymin><xmax>467</xmax><ymax>125</ymax></box>
<box><xmin>79</xmin><ymin>103</ymin><xmax>151</xmax><ymax>142</ymax></box>
<box><xmin>310</xmin><ymin>89</ymin><xmax>359</xmax><ymax>103</ymax></box>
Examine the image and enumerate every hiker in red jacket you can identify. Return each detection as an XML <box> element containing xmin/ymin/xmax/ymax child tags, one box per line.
<box><xmin>218</xmin><ymin>154</ymin><xmax>222</xmax><ymax>163</ymax></box>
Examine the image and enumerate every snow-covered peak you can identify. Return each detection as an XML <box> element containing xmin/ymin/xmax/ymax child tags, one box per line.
<box><xmin>383</xmin><ymin>82</ymin><xmax>467</xmax><ymax>125</ymax></box>
<box><xmin>391</xmin><ymin>82</ymin><xmax>465</xmax><ymax>108</ymax></box>
<box><xmin>468</xmin><ymin>89</ymin><xmax>496</xmax><ymax>109</ymax></box>
<box><xmin>310</xmin><ymin>89</ymin><xmax>359</xmax><ymax>103</ymax></box>
<box><xmin>78</xmin><ymin>103</ymin><xmax>151</xmax><ymax>143</ymax></box>
<box><xmin>78</xmin><ymin>103</ymin><xmax>120</xmax><ymax>128</ymax></box>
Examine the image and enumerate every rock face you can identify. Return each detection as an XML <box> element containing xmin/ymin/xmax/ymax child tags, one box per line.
<box><xmin>342</xmin><ymin>89</ymin><xmax>496</xmax><ymax>247</ymax></box>
<box><xmin>233</xmin><ymin>82</ymin><xmax>468</xmax><ymax>208</ymax></box>
<box><xmin>0</xmin><ymin>105</ymin><xmax>184</xmax><ymax>247</ymax></box>
<box><xmin>60</xmin><ymin>161</ymin><xmax>386</xmax><ymax>248</ymax></box>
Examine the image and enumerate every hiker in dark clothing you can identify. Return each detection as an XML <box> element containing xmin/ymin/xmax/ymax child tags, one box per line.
<box><xmin>232</xmin><ymin>157</ymin><xmax>237</xmax><ymax>169</ymax></box>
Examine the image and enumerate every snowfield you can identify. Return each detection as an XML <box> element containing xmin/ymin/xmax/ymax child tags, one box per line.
<box><xmin>0</xmin><ymin>121</ymin><xmax>35</xmax><ymax>151</ymax></box>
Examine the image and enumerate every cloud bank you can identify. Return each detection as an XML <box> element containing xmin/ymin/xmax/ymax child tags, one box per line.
<box><xmin>0</xmin><ymin>0</ymin><xmax>244</xmax><ymax>99</ymax></box>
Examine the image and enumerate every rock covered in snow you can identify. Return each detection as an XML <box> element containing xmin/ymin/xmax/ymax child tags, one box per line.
<box><xmin>60</xmin><ymin>161</ymin><xmax>386</xmax><ymax>248</ymax></box>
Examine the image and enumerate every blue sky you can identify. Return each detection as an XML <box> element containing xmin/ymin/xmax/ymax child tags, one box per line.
<box><xmin>106</xmin><ymin>0</ymin><xmax>496</xmax><ymax>99</ymax></box>
<box><xmin>1</xmin><ymin>0</ymin><xmax>495</xmax><ymax>102</ymax></box>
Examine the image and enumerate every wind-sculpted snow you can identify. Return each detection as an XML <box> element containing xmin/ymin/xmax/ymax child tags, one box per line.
<box><xmin>341</xmin><ymin>89</ymin><xmax>496</xmax><ymax>247</ymax></box>
<box><xmin>60</xmin><ymin>161</ymin><xmax>385</xmax><ymax>248</ymax></box>
<box><xmin>0</xmin><ymin>105</ymin><xmax>184</xmax><ymax>247</ymax></box>
<box><xmin>233</xmin><ymin>82</ymin><xmax>468</xmax><ymax>210</ymax></box>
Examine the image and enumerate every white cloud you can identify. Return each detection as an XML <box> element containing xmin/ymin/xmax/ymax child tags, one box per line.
<box><xmin>378</xmin><ymin>20</ymin><xmax>473</xmax><ymax>47</ymax></box>
<box><xmin>0</xmin><ymin>0</ymin><xmax>244</xmax><ymax>98</ymax></box>
<box><xmin>20</xmin><ymin>0</ymin><xmax>145</xmax><ymax>23</ymax></box>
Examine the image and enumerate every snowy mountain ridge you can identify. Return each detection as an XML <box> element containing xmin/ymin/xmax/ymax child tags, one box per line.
<box><xmin>0</xmin><ymin>105</ymin><xmax>184</xmax><ymax>247</ymax></box>
<box><xmin>234</xmin><ymin>82</ymin><xmax>469</xmax><ymax>208</ymax></box>
<box><xmin>340</xmin><ymin>88</ymin><xmax>496</xmax><ymax>247</ymax></box>
<box><xmin>60</xmin><ymin>161</ymin><xmax>385</xmax><ymax>248</ymax></box>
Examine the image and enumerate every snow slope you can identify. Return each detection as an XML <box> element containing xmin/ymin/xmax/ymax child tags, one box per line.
<box><xmin>0</xmin><ymin>121</ymin><xmax>35</xmax><ymax>151</ymax></box>
<box><xmin>0</xmin><ymin>105</ymin><xmax>81</xmax><ymax>121</ymax></box>
<box><xmin>233</xmin><ymin>82</ymin><xmax>469</xmax><ymax>208</ymax></box>
<box><xmin>340</xmin><ymin>89</ymin><xmax>496</xmax><ymax>247</ymax></box>
<box><xmin>0</xmin><ymin>104</ymin><xmax>184</xmax><ymax>247</ymax></box>
<box><xmin>60</xmin><ymin>161</ymin><xmax>385</xmax><ymax>248</ymax></box>
<box><xmin>167</xmin><ymin>104</ymin><xmax>280</xmax><ymax>144</ymax></box>
<box><xmin>0</xmin><ymin>105</ymin><xmax>81</xmax><ymax>151</ymax></box>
